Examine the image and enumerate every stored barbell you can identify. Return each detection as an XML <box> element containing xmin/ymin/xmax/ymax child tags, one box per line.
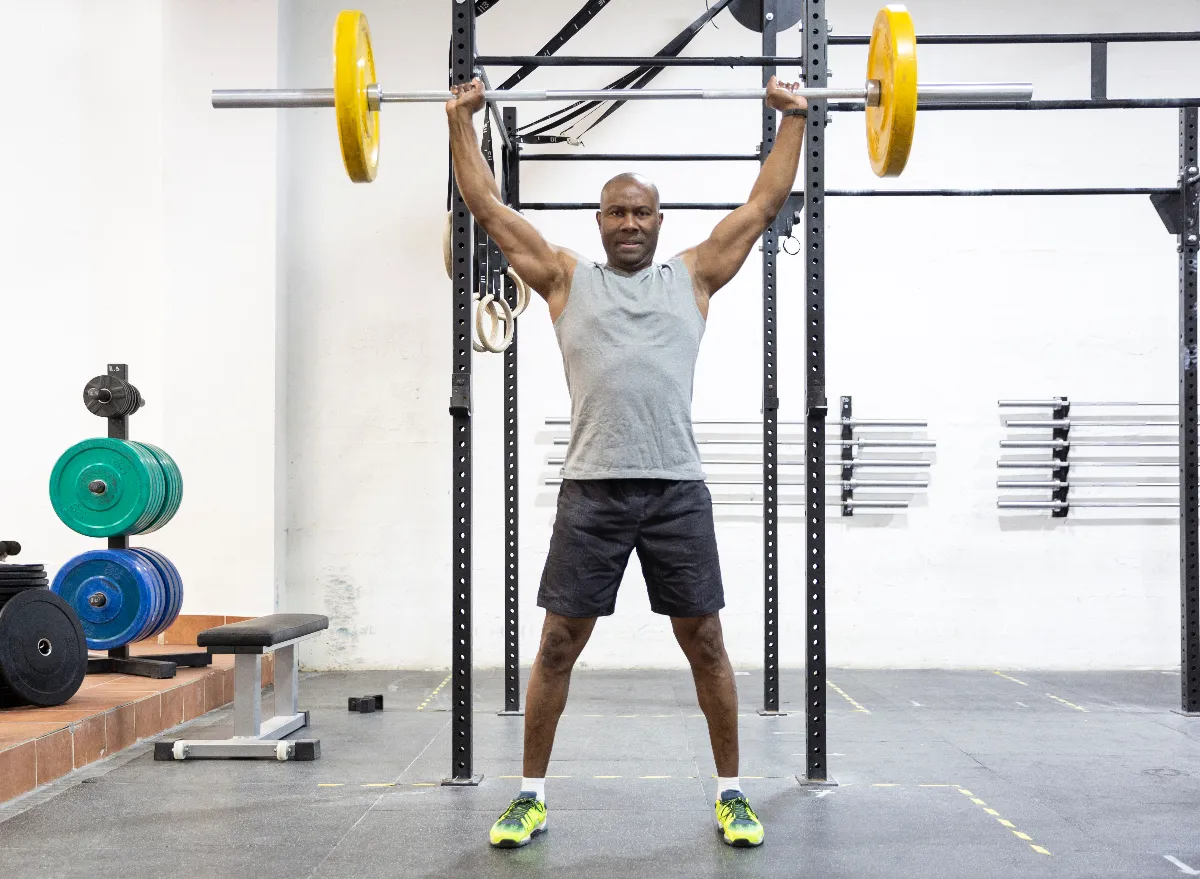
<box><xmin>212</xmin><ymin>6</ymin><xmax>1034</xmax><ymax>182</ymax></box>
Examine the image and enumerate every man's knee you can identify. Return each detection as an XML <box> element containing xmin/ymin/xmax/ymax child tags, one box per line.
<box><xmin>537</xmin><ymin>616</ymin><xmax>593</xmax><ymax>673</ymax></box>
<box><xmin>674</xmin><ymin>613</ymin><xmax>727</xmax><ymax>669</ymax></box>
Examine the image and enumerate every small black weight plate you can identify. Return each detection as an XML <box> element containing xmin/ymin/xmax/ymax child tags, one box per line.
<box><xmin>729</xmin><ymin>0</ymin><xmax>803</xmax><ymax>32</ymax></box>
<box><xmin>0</xmin><ymin>565</ymin><xmax>46</xmax><ymax>574</ymax></box>
<box><xmin>83</xmin><ymin>374</ymin><xmax>135</xmax><ymax>418</ymax></box>
<box><xmin>0</xmin><ymin>582</ymin><xmax>50</xmax><ymax>594</ymax></box>
<box><xmin>0</xmin><ymin>589</ymin><xmax>88</xmax><ymax>707</ymax></box>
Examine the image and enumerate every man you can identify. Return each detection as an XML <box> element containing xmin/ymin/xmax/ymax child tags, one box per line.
<box><xmin>446</xmin><ymin>76</ymin><xmax>807</xmax><ymax>849</ymax></box>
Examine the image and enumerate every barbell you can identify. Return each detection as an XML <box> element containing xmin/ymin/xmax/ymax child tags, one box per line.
<box><xmin>211</xmin><ymin>6</ymin><xmax>1034</xmax><ymax>182</ymax></box>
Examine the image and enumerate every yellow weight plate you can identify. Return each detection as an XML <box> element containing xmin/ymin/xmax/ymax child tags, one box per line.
<box><xmin>333</xmin><ymin>10</ymin><xmax>380</xmax><ymax>183</ymax></box>
<box><xmin>865</xmin><ymin>5</ymin><xmax>917</xmax><ymax>178</ymax></box>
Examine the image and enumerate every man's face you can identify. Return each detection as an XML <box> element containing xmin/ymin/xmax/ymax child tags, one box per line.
<box><xmin>597</xmin><ymin>181</ymin><xmax>663</xmax><ymax>272</ymax></box>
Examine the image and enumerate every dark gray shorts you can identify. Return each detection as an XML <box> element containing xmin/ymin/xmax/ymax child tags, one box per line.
<box><xmin>538</xmin><ymin>479</ymin><xmax>725</xmax><ymax>619</ymax></box>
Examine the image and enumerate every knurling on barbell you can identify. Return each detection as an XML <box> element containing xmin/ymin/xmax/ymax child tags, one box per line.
<box><xmin>212</xmin><ymin>6</ymin><xmax>1034</xmax><ymax>183</ymax></box>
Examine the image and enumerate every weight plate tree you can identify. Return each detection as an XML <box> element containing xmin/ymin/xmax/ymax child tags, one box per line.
<box><xmin>49</xmin><ymin>366</ymin><xmax>198</xmax><ymax>672</ymax></box>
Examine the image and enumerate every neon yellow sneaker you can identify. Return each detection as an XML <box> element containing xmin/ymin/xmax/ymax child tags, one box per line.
<box><xmin>489</xmin><ymin>794</ymin><xmax>547</xmax><ymax>848</ymax></box>
<box><xmin>715</xmin><ymin>791</ymin><xmax>764</xmax><ymax>847</ymax></box>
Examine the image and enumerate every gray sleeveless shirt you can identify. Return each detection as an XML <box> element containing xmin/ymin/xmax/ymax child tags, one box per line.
<box><xmin>554</xmin><ymin>256</ymin><xmax>705</xmax><ymax>480</ymax></box>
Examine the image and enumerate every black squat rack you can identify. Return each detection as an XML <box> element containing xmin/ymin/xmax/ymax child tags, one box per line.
<box><xmin>446</xmin><ymin>0</ymin><xmax>1200</xmax><ymax>786</ymax></box>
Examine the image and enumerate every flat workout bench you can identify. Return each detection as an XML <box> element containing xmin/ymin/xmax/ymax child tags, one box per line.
<box><xmin>154</xmin><ymin>613</ymin><xmax>328</xmax><ymax>762</ymax></box>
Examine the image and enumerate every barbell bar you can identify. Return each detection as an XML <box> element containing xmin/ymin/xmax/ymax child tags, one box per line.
<box><xmin>211</xmin><ymin>83</ymin><xmax>1032</xmax><ymax>109</ymax></box>
<box><xmin>210</xmin><ymin>6</ymin><xmax>1034</xmax><ymax>182</ymax></box>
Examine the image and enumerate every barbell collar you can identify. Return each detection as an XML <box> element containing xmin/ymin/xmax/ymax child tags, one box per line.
<box><xmin>916</xmin><ymin>83</ymin><xmax>1034</xmax><ymax>103</ymax></box>
<box><xmin>212</xmin><ymin>81</ymin><xmax>1033</xmax><ymax>109</ymax></box>
<box><xmin>213</xmin><ymin>89</ymin><xmax>336</xmax><ymax>109</ymax></box>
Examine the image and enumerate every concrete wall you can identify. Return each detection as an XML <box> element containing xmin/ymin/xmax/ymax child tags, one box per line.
<box><xmin>4</xmin><ymin>0</ymin><xmax>1199</xmax><ymax>670</ymax></box>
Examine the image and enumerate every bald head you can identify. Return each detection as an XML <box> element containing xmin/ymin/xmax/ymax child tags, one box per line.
<box><xmin>597</xmin><ymin>173</ymin><xmax>663</xmax><ymax>272</ymax></box>
<box><xmin>600</xmin><ymin>173</ymin><xmax>660</xmax><ymax>211</ymax></box>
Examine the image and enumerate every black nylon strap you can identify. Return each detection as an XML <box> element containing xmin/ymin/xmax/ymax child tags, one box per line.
<box><xmin>517</xmin><ymin>66</ymin><xmax>646</xmax><ymax>141</ymax></box>
<box><xmin>515</xmin><ymin>0</ymin><xmax>736</xmax><ymax>144</ymax></box>
<box><xmin>499</xmin><ymin>0</ymin><xmax>615</xmax><ymax>91</ymax></box>
<box><xmin>482</xmin><ymin>112</ymin><xmax>494</xmax><ymax>171</ymax></box>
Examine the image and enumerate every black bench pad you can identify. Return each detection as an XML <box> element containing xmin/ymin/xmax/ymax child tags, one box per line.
<box><xmin>197</xmin><ymin>614</ymin><xmax>329</xmax><ymax>649</ymax></box>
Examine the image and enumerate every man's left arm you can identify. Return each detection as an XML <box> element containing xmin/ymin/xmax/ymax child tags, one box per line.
<box><xmin>679</xmin><ymin>78</ymin><xmax>807</xmax><ymax>306</ymax></box>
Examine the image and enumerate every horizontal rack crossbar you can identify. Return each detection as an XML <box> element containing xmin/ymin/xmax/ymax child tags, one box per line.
<box><xmin>524</xmin><ymin>187</ymin><xmax>1173</xmax><ymax>209</ymax></box>
<box><xmin>547</xmin><ymin>456</ymin><xmax>932</xmax><ymax>467</ymax></box>
<box><xmin>1005</xmin><ymin>420</ymin><xmax>1179</xmax><ymax>427</ymax></box>
<box><xmin>551</xmin><ymin>437</ymin><xmax>935</xmax><ymax>448</ymax></box>
<box><xmin>998</xmin><ymin>480</ymin><xmax>1179</xmax><ymax>488</ymax></box>
<box><xmin>827</xmin><ymin>31</ymin><xmax>1200</xmax><ymax>45</ymax></box>
<box><xmin>715</xmin><ymin>499</ymin><xmax>910</xmax><ymax>508</ymax></box>
<box><xmin>999</xmin><ymin>400</ymin><xmax>1176</xmax><ymax>407</ymax></box>
<box><xmin>545</xmin><ymin>477</ymin><xmax>929</xmax><ymax>488</ymax></box>
<box><xmin>999</xmin><ymin>500</ymin><xmax>1180</xmax><ymax>508</ymax></box>
<box><xmin>828</xmin><ymin>187</ymin><xmax>1175</xmax><ymax>196</ymax></box>
<box><xmin>545</xmin><ymin>417</ymin><xmax>929</xmax><ymax>427</ymax></box>
<box><xmin>521</xmin><ymin>153</ymin><xmax>762</xmax><ymax>162</ymax></box>
<box><xmin>997</xmin><ymin>459</ymin><xmax>1179</xmax><ymax>467</ymax></box>
<box><xmin>474</xmin><ymin>55</ymin><xmax>806</xmax><ymax>67</ymax></box>
<box><xmin>523</xmin><ymin>202</ymin><xmax>738</xmax><ymax>210</ymax></box>
<box><xmin>1001</xmin><ymin>440</ymin><xmax>1178</xmax><ymax>447</ymax></box>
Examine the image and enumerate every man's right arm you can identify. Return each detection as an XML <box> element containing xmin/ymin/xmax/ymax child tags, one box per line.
<box><xmin>446</xmin><ymin>82</ymin><xmax>574</xmax><ymax>307</ymax></box>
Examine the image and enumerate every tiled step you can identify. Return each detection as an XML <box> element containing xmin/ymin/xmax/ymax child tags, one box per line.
<box><xmin>0</xmin><ymin>638</ymin><xmax>275</xmax><ymax>805</ymax></box>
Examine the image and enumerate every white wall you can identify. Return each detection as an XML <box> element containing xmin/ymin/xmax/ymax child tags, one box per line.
<box><xmin>279</xmin><ymin>0</ymin><xmax>1200</xmax><ymax>671</ymax></box>
<box><xmin>0</xmin><ymin>0</ymin><xmax>282</xmax><ymax>618</ymax></box>
<box><xmin>5</xmin><ymin>1</ymin><xmax>1199</xmax><ymax>670</ymax></box>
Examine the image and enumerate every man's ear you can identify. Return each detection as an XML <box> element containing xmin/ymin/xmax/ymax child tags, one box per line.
<box><xmin>596</xmin><ymin>211</ymin><xmax>602</xmax><ymax>229</ymax></box>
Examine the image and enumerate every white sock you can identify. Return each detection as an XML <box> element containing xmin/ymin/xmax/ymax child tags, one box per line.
<box><xmin>520</xmin><ymin>777</ymin><xmax>546</xmax><ymax>802</ymax></box>
<box><xmin>717</xmin><ymin>776</ymin><xmax>742</xmax><ymax>798</ymax></box>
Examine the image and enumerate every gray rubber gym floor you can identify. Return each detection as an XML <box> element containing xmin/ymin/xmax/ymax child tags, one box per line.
<box><xmin>0</xmin><ymin>667</ymin><xmax>1197</xmax><ymax>878</ymax></box>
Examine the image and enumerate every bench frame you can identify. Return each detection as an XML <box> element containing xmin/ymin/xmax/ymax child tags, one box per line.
<box><xmin>155</xmin><ymin>633</ymin><xmax>321</xmax><ymax>762</ymax></box>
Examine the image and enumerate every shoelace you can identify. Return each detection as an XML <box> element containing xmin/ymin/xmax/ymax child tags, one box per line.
<box><xmin>501</xmin><ymin>797</ymin><xmax>541</xmax><ymax>826</ymax></box>
<box><xmin>720</xmin><ymin>797</ymin><xmax>756</xmax><ymax>825</ymax></box>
